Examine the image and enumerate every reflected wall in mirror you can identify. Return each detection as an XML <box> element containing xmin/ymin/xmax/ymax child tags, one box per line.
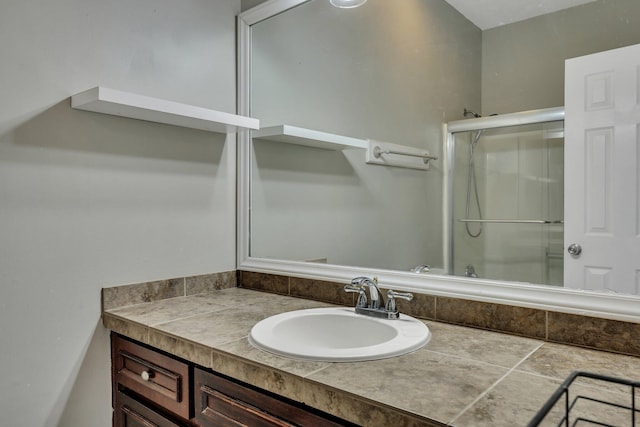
<box><xmin>248</xmin><ymin>0</ymin><xmax>640</xmax><ymax>293</ymax></box>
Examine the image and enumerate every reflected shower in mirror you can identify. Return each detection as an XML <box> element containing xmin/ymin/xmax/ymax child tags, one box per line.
<box><xmin>450</xmin><ymin>120</ymin><xmax>564</xmax><ymax>286</ymax></box>
<box><xmin>248</xmin><ymin>0</ymin><xmax>640</xmax><ymax>292</ymax></box>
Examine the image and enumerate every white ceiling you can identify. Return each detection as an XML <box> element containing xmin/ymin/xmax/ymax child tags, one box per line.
<box><xmin>444</xmin><ymin>0</ymin><xmax>598</xmax><ymax>30</ymax></box>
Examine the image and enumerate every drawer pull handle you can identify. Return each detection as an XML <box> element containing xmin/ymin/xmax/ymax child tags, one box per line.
<box><xmin>141</xmin><ymin>370</ymin><xmax>153</xmax><ymax>382</ymax></box>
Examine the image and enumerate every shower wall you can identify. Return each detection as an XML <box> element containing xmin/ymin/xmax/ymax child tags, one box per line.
<box><xmin>452</xmin><ymin>122</ymin><xmax>564</xmax><ymax>286</ymax></box>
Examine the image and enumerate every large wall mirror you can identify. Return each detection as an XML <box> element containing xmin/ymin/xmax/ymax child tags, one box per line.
<box><xmin>237</xmin><ymin>0</ymin><xmax>640</xmax><ymax>321</ymax></box>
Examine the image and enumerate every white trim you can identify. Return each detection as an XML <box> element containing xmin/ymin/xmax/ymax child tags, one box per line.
<box><xmin>236</xmin><ymin>1</ymin><xmax>640</xmax><ymax>324</ymax></box>
<box><xmin>237</xmin><ymin>10</ymin><xmax>253</xmax><ymax>270</ymax></box>
<box><xmin>240</xmin><ymin>0</ymin><xmax>309</xmax><ymax>26</ymax></box>
<box><xmin>240</xmin><ymin>257</ymin><xmax>640</xmax><ymax>322</ymax></box>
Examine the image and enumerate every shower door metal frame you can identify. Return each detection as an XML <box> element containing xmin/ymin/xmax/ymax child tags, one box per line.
<box><xmin>443</xmin><ymin>107</ymin><xmax>565</xmax><ymax>275</ymax></box>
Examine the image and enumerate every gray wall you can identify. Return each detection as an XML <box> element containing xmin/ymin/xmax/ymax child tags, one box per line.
<box><xmin>242</xmin><ymin>0</ymin><xmax>269</xmax><ymax>12</ymax></box>
<box><xmin>0</xmin><ymin>0</ymin><xmax>240</xmax><ymax>425</ymax></box>
<box><xmin>250</xmin><ymin>0</ymin><xmax>481</xmax><ymax>270</ymax></box>
<box><xmin>482</xmin><ymin>0</ymin><xmax>640</xmax><ymax>114</ymax></box>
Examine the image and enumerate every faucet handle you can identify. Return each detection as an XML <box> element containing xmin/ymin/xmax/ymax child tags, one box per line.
<box><xmin>385</xmin><ymin>290</ymin><xmax>414</xmax><ymax>313</ymax></box>
<box><xmin>344</xmin><ymin>283</ymin><xmax>363</xmax><ymax>292</ymax></box>
<box><xmin>350</xmin><ymin>276</ymin><xmax>377</xmax><ymax>285</ymax></box>
<box><xmin>344</xmin><ymin>284</ymin><xmax>368</xmax><ymax>308</ymax></box>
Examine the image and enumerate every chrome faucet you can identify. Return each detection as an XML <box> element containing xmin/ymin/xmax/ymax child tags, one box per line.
<box><xmin>411</xmin><ymin>264</ymin><xmax>431</xmax><ymax>273</ymax></box>
<box><xmin>464</xmin><ymin>264</ymin><xmax>479</xmax><ymax>278</ymax></box>
<box><xmin>350</xmin><ymin>276</ymin><xmax>383</xmax><ymax>308</ymax></box>
<box><xmin>345</xmin><ymin>276</ymin><xmax>413</xmax><ymax>319</ymax></box>
<box><xmin>343</xmin><ymin>280</ymin><xmax>368</xmax><ymax>309</ymax></box>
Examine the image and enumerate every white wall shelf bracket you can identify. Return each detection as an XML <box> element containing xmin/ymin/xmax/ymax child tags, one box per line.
<box><xmin>366</xmin><ymin>140</ymin><xmax>435</xmax><ymax>170</ymax></box>
<box><xmin>71</xmin><ymin>86</ymin><xmax>260</xmax><ymax>133</ymax></box>
<box><xmin>252</xmin><ymin>125</ymin><xmax>368</xmax><ymax>151</ymax></box>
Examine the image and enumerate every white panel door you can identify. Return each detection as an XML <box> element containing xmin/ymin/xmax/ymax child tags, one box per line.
<box><xmin>564</xmin><ymin>43</ymin><xmax>640</xmax><ymax>294</ymax></box>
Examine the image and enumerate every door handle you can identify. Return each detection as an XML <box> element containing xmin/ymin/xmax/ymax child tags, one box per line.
<box><xmin>567</xmin><ymin>243</ymin><xmax>582</xmax><ymax>256</ymax></box>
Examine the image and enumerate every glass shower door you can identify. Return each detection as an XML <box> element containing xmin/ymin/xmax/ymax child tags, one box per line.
<box><xmin>451</xmin><ymin>121</ymin><xmax>564</xmax><ymax>286</ymax></box>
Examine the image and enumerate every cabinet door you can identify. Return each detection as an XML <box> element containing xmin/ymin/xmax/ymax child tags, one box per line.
<box><xmin>194</xmin><ymin>368</ymin><xmax>351</xmax><ymax>427</ymax></box>
<box><xmin>115</xmin><ymin>391</ymin><xmax>184</xmax><ymax>427</ymax></box>
<box><xmin>112</xmin><ymin>334</ymin><xmax>191</xmax><ymax>420</ymax></box>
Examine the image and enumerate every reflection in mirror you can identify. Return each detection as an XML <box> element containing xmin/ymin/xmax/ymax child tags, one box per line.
<box><xmin>248</xmin><ymin>0</ymin><xmax>640</xmax><ymax>293</ymax></box>
<box><xmin>450</xmin><ymin>120</ymin><xmax>564</xmax><ymax>286</ymax></box>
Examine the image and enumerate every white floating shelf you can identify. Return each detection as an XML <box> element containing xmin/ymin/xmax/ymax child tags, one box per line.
<box><xmin>71</xmin><ymin>86</ymin><xmax>259</xmax><ymax>133</ymax></box>
<box><xmin>252</xmin><ymin>125</ymin><xmax>368</xmax><ymax>151</ymax></box>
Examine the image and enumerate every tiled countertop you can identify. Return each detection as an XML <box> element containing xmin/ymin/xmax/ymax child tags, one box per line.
<box><xmin>103</xmin><ymin>288</ymin><xmax>640</xmax><ymax>426</ymax></box>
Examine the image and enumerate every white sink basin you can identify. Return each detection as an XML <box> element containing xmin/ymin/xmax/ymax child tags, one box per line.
<box><xmin>249</xmin><ymin>307</ymin><xmax>430</xmax><ymax>362</ymax></box>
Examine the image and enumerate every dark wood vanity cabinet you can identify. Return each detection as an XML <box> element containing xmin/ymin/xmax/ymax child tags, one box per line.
<box><xmin>111</xmin><ymin>334</ymin><xmax>192</xmax><ymax>426</ymax></box>
<box><xmin>111</xmin><ymin>333</ymin><xmax>355</xmax><ymax>427</ymax></box>
<box><xmin>115</xmin><ymin>391</ymin><xmax>184</xmax><ymax>427</ymax></box>
<box><xmin>193</xmin><ymin>368</ymin><xmax>350</xmax><ymax>427</ymax></box>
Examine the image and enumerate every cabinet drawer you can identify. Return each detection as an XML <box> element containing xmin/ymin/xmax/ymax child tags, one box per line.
<box><xmin>112</xmin><ymin>335</ymin><xmax>191</xmax><ymax>420</ymax></box>
<box><xmin>194</xmin><ymin>368</ymin><xmax>351</xmax><ymax>427</ymax></box>
<box><xmin>115</xmin><ymin>391</ymin><xmax>185</xmax><ymax>427</ymax></box>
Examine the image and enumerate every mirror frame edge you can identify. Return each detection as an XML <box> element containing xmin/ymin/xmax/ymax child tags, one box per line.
<box><xmin>236</xmin><ymin>0</ymin><xmax>640</xmax><ymax>323</ymax></box>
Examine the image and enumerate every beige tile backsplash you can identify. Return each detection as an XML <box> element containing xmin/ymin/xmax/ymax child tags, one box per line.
<box><xmin>238</xmin><ymin>271</ymin><xmax>640</xmax><ymax>357</ymax></box>
<box><xmin>102</xmin><ymin>270</ymin><xmax>236</xmax><ymax>311</ymax></box>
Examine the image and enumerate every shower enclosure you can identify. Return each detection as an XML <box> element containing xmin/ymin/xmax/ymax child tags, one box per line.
<box><xmin>445</xmin><ymin>108</ymin><xmax>565</xmax><ymax>286</ymax></box>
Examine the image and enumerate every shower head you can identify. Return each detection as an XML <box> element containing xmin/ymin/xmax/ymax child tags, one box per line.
<box><xmin>464</xmin><ymin>108</ymin><xmax>481</xmax><ymax>118</ymax></box>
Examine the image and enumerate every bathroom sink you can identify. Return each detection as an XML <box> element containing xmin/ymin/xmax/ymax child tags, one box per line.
<box><xmin>249</xmin><ymin>307</ymin><xmax>430</xmax><ymax>362</ymax></box>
